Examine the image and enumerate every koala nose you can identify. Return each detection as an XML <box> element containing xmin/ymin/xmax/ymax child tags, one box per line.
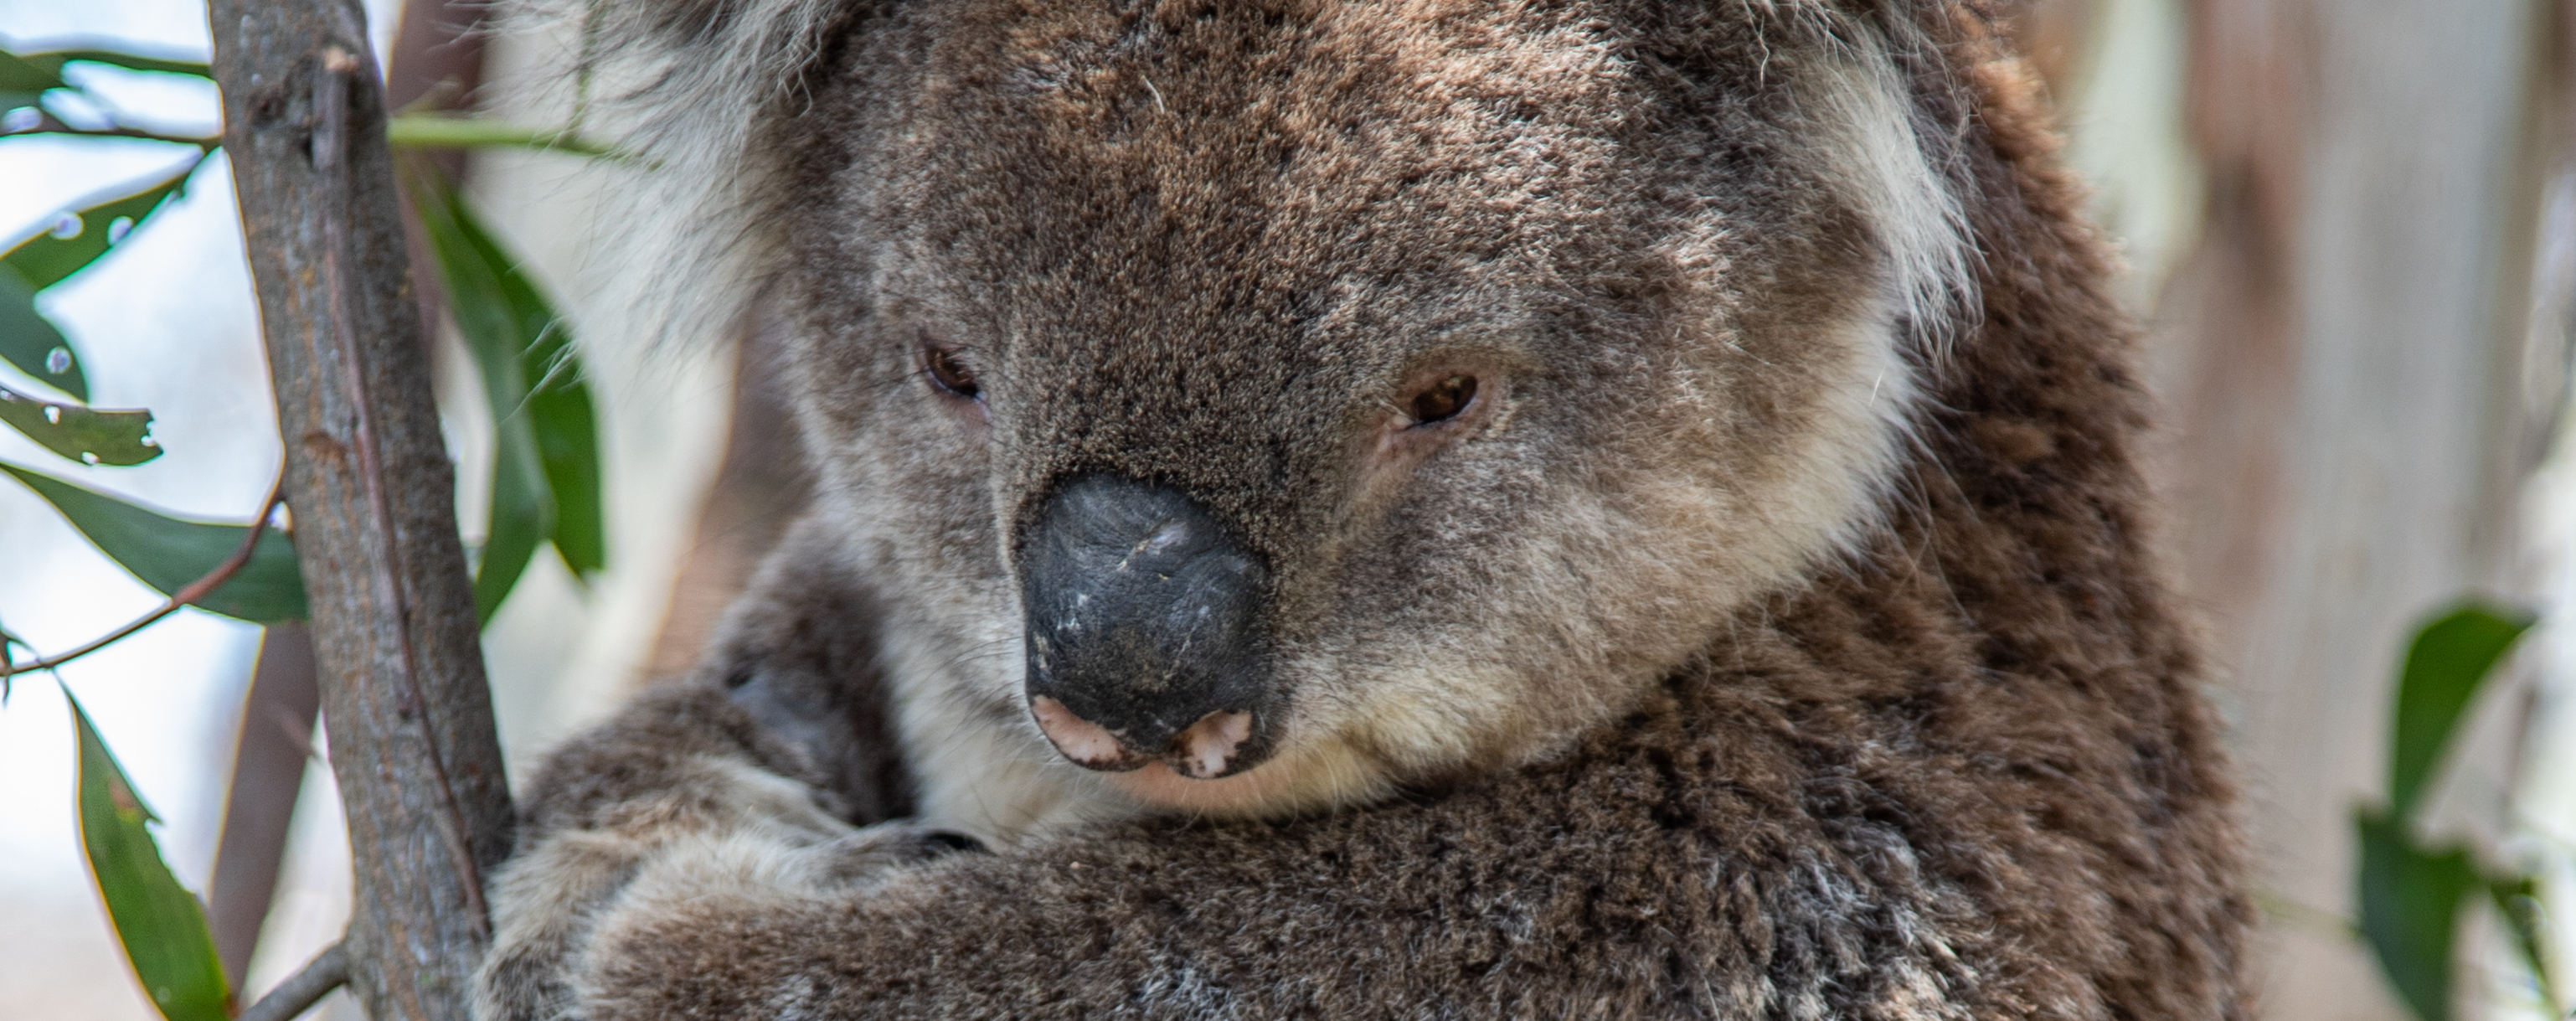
<box><xmin>1019</xmin><ymin>476</ymin><xmax>1275</xmax><ymax>779</ymax></box>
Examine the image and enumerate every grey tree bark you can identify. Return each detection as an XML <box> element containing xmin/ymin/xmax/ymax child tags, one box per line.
<box><xmin>209</xmin><ymin>1</ymin><xmax>516</xmax><ymax>1018</ymax></box>
<box><xmin>205</xmin><ymin>0</ymin><xmax>497</xmax><ymax>988</ymax></box>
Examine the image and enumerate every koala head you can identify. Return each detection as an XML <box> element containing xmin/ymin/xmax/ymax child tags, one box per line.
<box><xmin>598</xmin><ymin>0</ymin><xmax>1972</xmax><ymax>818</ymax></box>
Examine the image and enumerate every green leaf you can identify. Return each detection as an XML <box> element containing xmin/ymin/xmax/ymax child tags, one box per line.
<box><xmin>0</xmin><ymin>157</ymin><xmax>209</xmax><ymax>402</ymax></box>
<box><xmin>444</xmin><ymin>193</ymin><xmax>604</xmax><ymax>578</ymax></box>
<box><xmin>0</xmin><ymin>266</ymin><xmax>83</xmax><ymax>400</ymax></box>
<box><xmin>405</xmin><ymin>162</ymin><xmax>607</xmax><ymax>616</ymax></box>
<box><xmin>19</xmin><ymin>50</ymin><xmax>212</xmax><ymax>80</ymax></box>
<box><xmin>2488</xmin><ymin>878</ymin><xmax>2563</xmax><ymax>1018</ymax></box>
<box><xmin>0</xmin><ymin>384</ymin><xmax>156</xmax><ymax>464</ymax></box>
<box><xmin>0</xmin><ymin>463</ymin><xmax>305</xmax><ymax>622</ymax></box>
<box><xmin>472</xmin><ymin>412</ymin><xmax>551</xmax><ymax>621</ymax></box>
<box><xmin>65</xmin><ymin>688</ymin><xmax>232</xmax><ymax>1021</ymax></box>
<box><xmin>385</xmin><ymin>114</ymin><xmax>636</xmax><ymax>162</ymax></box>
<box><xmin>0</xmin><ymin>49</ymin><xmax>67</xmax><ymax>93</ymax></box>
<box><xmin>526</xmin><ymin>345</ymin><xmax>603</xmax><ymax>577</ymax></box>
<box><xmin>6</xmin><ymin>161</ymin><xmax>199</xmax><ymax>291</ymax></box>
<box><xmin>2355</xmin><ymin>807</ymin><xmax>2479</xmax><ymax>1021</ymax></box>
<box><xmin>0</xmin><ymin>613</ymin><xmax>20</xmax><ymax>693</ymax></box>
<box><xmin>2388</xmin><ymin>604</ymin><xmax>2533</xmax><ymax>818</ymax></box>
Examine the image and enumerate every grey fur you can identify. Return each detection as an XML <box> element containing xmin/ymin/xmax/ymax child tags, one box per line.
<box><xmin>476</xmin><ymin>1</ymin><xmax>2250</xmax><ymax>1017</ymax></box>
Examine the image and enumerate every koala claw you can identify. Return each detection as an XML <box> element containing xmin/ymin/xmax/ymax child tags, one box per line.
<box><xmin>810</xmin><ymin>822</ymin><xmax>988</xmax><ymax>885</ymax></box>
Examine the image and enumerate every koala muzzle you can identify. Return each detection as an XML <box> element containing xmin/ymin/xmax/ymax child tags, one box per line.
<box><xmin>1020</xmin><ymin>475</ymin><xmax>1275</xmax><ymax>779</ymax></box>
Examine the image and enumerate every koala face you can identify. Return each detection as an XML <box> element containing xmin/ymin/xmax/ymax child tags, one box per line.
<box><xmin>770</xmin><ymin>0</ymin><xmax>1965</xmax><ymax>819</ymax></box>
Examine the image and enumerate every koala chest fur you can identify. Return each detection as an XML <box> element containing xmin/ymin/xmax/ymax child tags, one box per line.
<box><xmin>477</xmin><ymin>2</ymin><xmax>2252</xmax><ymax>1018</ymax></box>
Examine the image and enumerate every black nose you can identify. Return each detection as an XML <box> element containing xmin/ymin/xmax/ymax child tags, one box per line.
<box><xmin>1018</xmin><ymin>475</ymin><xmax>1275</xmax><ymax>776</ymax></box>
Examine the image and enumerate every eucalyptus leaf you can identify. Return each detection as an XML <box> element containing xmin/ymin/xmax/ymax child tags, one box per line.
<box><xmin>0</xmin><ymin>266</ymin><xmax>81</xmax><ymax>400</ymax></box>
<box><xmin>2489</xmin><ymin>879</ymin><xmax>2547</xmax><ymax>977</ymax></box>
<box><xmin>0</xmin><ymin>384</ymin><xmax>155</xmax><ymax>464</ymax></box>
<box><xmin>0</xmin><ymin>464</ymin><xmax>305</xmax><ymax>622</ymax></box>
<box><xmin>0</xmin><ymin>49</ymin><xmax>64</xmax><ymax>93</ymax></box>
<box><xmin>446</xmin><ymin>193</ymin><xmax>603</xmax><ymax>577</ymax></box>
<box><xmin>386</xmin><ymin>114</ymin><xmax>634</xmax><ymax>162</ymax></box>
<box><xmin>65</xmin><ymin>688</ymin><xmax>232</xmax><ymax>1021</ymax></box>
<box><xmin>6</xmin><ymin>162</ymin><xmax>198</xmax><ymax>291</ymax></box>
<box><xmin>2355</xmin><ymin>807</ymin><xmax>2478</xmax><ymax>1021</ymax></box>
<box><xmin>406</xmin><ymin>163</ymin><xmax>606</xmax><ymax>609</ymax></box>
<box><xmin>2388</xmin><ymin>604</ymin><xmax>2532</xmax><ymax>818</ymax></box>
<box><xmin>473</xmin><ymin>413</ymin><xmax>551</xmax><ymax>622</ymax></box>
<box><xmin>0</xmin><ymin>614</ymin><xmax>19</xmax><ymax>690</ymax></box>
<box><xmin>23</xmin><ymin>50</ymin><xmax>213</xmax><ymax>80</ymax></box>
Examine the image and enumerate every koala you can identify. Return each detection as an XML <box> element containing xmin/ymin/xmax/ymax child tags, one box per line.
<box><xmin>476</xmin><ymin>1</ymin><xmax>2252</xmax><ymax>1018</ymax></box>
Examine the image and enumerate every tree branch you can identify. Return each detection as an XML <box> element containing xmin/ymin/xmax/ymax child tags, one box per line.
<box><xmin>235</xmin><ymin>941</ymin><xmax>349</xmax><ymax>1021</ymax></box>
<box><xmin>0</xmin><ymin>481</ymin><xmax>281</xmax><ymax>678</ymax></box>
<box><xmin>209</xmin><ymin>1</ymin><xmax>516</xmax><ymax>1017</ymax></box>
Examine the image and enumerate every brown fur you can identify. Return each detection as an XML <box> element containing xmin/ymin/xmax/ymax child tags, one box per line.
<box><xmin>478</xmin><ymin>2</ymin><xmax>2249</xmax><ymax>1017</ymax></box>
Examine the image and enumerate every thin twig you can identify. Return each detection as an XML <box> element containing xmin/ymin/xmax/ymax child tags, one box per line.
<box><xmin>2252</xmin><ymin>888</ymin><xmax>2357</xmax><ymax>938</ymax></box>
<box><xmin>0</xmin><ymin>477</ymin><xmax>285</xmax><ymax>678</ymax></box>
<box><xmin>6</xmin><ymin>111</ymin><xmax>218</xmax><ymax>147</ymax></box>
<box><xmin>570</xmin><ymin>0</ymin><xmax>603</xmax><ymax>136</ymax></box>
<box><xmin>235</xmin><ymin>941</ymin><xmax>349</xmax><ymax>1021</ymax></box>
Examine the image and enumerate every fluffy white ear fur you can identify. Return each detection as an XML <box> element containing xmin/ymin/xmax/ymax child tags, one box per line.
<box><xmin>502</xmin><ymin>0</ymin><xmax>848</xmax><ymax>349</ymax></box>
<box><xmin>1812</xmin><ymin>30</ymin><xmax>1979</xmax><ymax>363</ymax></box>
<box><xmin>1805</xmin><ymin>18</ymin><xmax>1981</xmax><ymax>565</ymax></box>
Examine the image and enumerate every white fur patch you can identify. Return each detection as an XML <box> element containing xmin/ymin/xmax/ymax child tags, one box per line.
<box><xmin>1808</xmin><ymin>28</ymin><xmax>1980</xmax><ymax>360</ymax></box>
<box><xmin>503</xmin><ymin>0</ymin><xmax>847</xmax><ymax>348</ymax></box>
<box><xmin>875</xmin><ymin>614</ymin><xmax>1119</xmax><ymax>842</ymax></box>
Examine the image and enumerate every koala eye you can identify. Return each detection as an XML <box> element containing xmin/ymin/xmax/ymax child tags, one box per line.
<box><xmin>924</xmin><ymin>344</ymin><xmax>981</xmax><ymax>400</ymax></box>
<box><xmin>1408</xmin><ymin>374</ymin><xmax>1478</xmax><ymax>425</ymax></box>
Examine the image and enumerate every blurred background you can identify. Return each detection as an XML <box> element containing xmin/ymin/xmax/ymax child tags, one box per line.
<box><xmin>2</xmin><ymin>0</ymin><xmax>2573</xmax><ymax>1018</ymax></box>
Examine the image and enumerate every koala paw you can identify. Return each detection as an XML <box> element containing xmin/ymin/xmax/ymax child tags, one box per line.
<box><xmin>807</xmin><ymin>822</ymin><xmax>989</xmax><ymax>886</ymax></box>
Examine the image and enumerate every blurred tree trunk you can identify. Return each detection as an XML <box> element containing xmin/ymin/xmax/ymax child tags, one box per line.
<box><xmin>644</xmin><ymin>302</ymin><xmax>811</xmax><ymax>678</ymax></box>
<box><xmin>2143</xmin><ymin>0</ymin><xmax>2568</xmax><ymax>1017</ymax></box>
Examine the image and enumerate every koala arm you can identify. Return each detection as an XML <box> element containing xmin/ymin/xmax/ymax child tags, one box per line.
<box><xmin>500</xmin><ymin>697</ymin><xmax>1981</xmax><ymax>1019</ymax></box>
<box><xmin>478</xmin><ymin>525</ymin><xmax>1986</xmax><ymax>1018</ymax></box>
<box><xmin>476</xmin><ymin>681</ymin><xmax>973</xmax><ymax>1021</ymax></box>
<box><xmin>477</xmin><ymin>531</ymin><xmax>950</xmax><ymax>1021</ymax></box>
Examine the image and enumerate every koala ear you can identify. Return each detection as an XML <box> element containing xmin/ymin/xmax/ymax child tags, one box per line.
<box><xmin>500</xmin><ymin>0</ymin><xmax>855</xmax><ymax>350</ymax></box>
<box><xmin>543</xmin><ymin>0</ymin><xmax>848</xmax><ymax>157</ymax></box>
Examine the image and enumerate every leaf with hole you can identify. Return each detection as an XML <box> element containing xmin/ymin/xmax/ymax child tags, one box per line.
<box><xmin>2387</xmin><ymin>604</ymin><xmax>2532</xmax><ymax>818</ymax></box>
<box><xmin>6</xmin><ymin>159</ymin><xmax>200</xmax><ymax>291</ymax></box>
<box><xmin>1</xmin><ymin>464</ymin><xmax>304</xmax><ymax>622</ymax></box>
<box><xmin>66</xmin><ymin>687</ymin><xmax>232</xmax><ymax>1021</ymax></box>
<box><xmin>0</xmin><ymin>384</ymin><xmax>155</xmax><ymax>464</ymax></box>
<box><xmin>0</xmin><ymin>266</ymin><xmax>82</xmax><ymax>400</ymax></box>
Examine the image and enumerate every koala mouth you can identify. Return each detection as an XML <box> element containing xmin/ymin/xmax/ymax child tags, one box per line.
<box><xmin>1018</xmin><ymin>475</ymin><xmax>1280</xmax><ymax>780</ymax></box>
